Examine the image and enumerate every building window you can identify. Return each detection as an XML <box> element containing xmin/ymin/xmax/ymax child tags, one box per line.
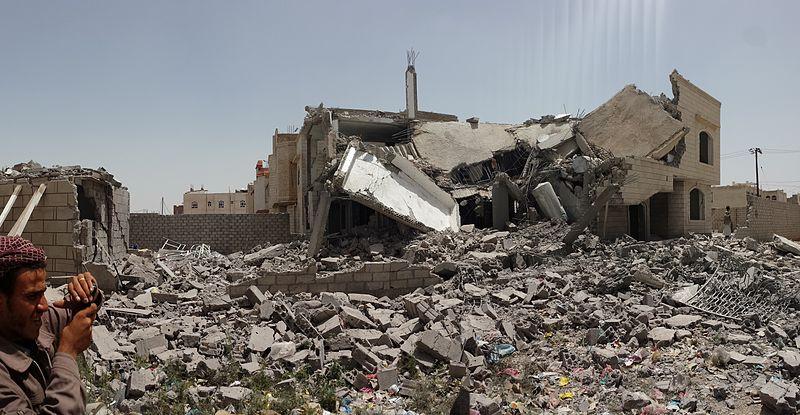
<box><xmin>699</xmin><ymin>131</ymin><xmax>712</xmax><ymax>165</ymax></box>
<box><xmin>690</xmin><ymin>188</ymin><xmax>705</xmax><ymax>220</ymax></box>
<box><xmin>207</xmin><ymin>201</ymin><xmax>212</xmax><ymax>207</ymax></box>
<box><xmin>190</xmin><ymin>201</ymin><xmax>198</xmax><ymax>209</ymax></box>
<box><xmin>772</xmin><ymin>196</ymin><xmax>777</xmax><ymax>201</ymax></box>
<box><xmin>240</xmin><ymin>200</ymin><xmax>247</xmax><ymax>208</ymax></box>
<box><xmin>219</xmin><ymin>200</ymin><xmax>225</xmax><ymax>208</ymax></box>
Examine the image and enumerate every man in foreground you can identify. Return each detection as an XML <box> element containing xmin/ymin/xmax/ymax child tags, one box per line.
<box><xmin>0</xmin><ymin>236</ymin><xmax>100</xmax><ymax>414</ymax></box>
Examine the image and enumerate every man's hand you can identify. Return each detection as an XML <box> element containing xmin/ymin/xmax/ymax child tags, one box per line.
<box><xmin>52</xmin><ymin>272</ymin><xmax>97</xmax><ymax>309</ymax></box>
<box><xmin>57</xmin><ymin>303</ymin><xmax>97</xmax><ymax>359</ymax></box>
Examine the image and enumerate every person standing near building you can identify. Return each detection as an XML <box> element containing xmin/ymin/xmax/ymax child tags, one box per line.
<box><xmin>723</xmin><ymin>206</ymin><xmax>733</xmax><ymax>237</ymax></box>
<box><xmin>0</xmin><ymin>236</ymin><xmax>100</xmax><ymax>414</ymax></box>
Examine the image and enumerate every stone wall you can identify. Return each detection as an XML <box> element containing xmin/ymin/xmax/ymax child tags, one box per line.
<box><xmin>734</xmin><ymin>196</ymin><xmax>800</xmax><ymax>241</ymax></box>
<box><xmin>228</xmin><ymin>260</ymin><xmax>442</xmax><ymax>299</ymax></box>
<box><xmin>130</xmin><ymin>213</ymin><xmax>292</xmax><ymax>254</ymax></box>
<box><xmin>711</xmin><ymin>206</ymin><xmax>748</xmax><ymax>233</ymax></box>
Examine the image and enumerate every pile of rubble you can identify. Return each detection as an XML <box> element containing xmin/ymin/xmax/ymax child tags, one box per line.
<box><xmin>75</xmin><ymin>225</ymin><xmax>800</xmax><ymax>414</ymax></box>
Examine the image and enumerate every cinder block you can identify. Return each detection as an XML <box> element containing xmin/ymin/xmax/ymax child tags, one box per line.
<box><xmin>55</xmin><ymin>207</ymin><xmax>77</xmax><ymax>220</ymax></box>
<box><xmin>43</xmin><ymin>221</ymin><xmax>69</xmax><ymax>233</ymax></box>
<box><xmin>295</xmin><ymin>274</ymin><xmax>316</xmax><ymax>284</ymax></box>
<box><xmin>333</xmin><ymin>273</ymin><xmax>353</xmax><ymax>283</ymax></box>
<box><xmin>24</xmin><ymin>221</ymin><xmax>44</xmax><ymax>233</ymax></box>
<box><xmin>31</xmin><ymin>207</ymin><xmax>55</xmax><ymax>221</ymax></box>
<box><xmin>372</xmin><ymin>272</ymin><xmax>393</xmax><ymax>282</ymax></box>
<box><xmin>346</xmin><ymin>282</ymin><xmax>367</xmax><ymax>292</ymax></box>
<box><xmin>43</xmin><ymin>245</ymin><xmax>67</xmax><ymax>259</ymax></box>
<box><xmin>55</xmin><ymin>180</ymin><xmax>76</xmax><ymax>194</ymax></box>
<box><xmin>353</xmin><ymin>272</ymin><xmax>373</xmax><ymax>282</ymax></box>
<box><xmin>31</xmin><ymin>233</ymin><xmax>54</xmax><ymax>245</ymax></box>
<box><xmin>55</xmin><ymin>233</ymin><xmax>74</xmax><ymax>246</ymax></box>
<box><xmin>397</xmin><ymin>270</ymin><xmax>414</xmax><ymax>279</ymax></box>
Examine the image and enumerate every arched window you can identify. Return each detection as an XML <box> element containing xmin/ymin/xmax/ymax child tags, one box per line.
<box><xmin>690</xmin><ymin>188</ymin><xmax>705</xmax><ymax>220</ymax></box>
<box><xmin>190</xmin><ymin>201</ymin><xmax>198</xmax><ymax>209</ymax></box>
<box><xmin>699</xmin><ymin>131</ymin><xmax>712</xmax><ymax>164</ymax></box>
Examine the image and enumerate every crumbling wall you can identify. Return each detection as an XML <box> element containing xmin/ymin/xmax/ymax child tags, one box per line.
<box><xmin>228</xmin><ymin>260</ymin><xmax>441</xmax><ymax>298</ymax></box>
<box><xmin>735</xmin><ymin>196</ymin><xmax>800</xmax><ymax>241</ymax></box>
<box><xmin>0</xmin><ymin>179</ymin><xmax>82</xmax><ymax>275</ymax></box>
<box><xmin>130</xmin><ymin>213</ymin><xmax>292</xmax><ymax>254</ymax></box>
<box><xmin>670</xmin><ymin>70</ymin><xmax>721</xmax><ymax>185</ymax></box>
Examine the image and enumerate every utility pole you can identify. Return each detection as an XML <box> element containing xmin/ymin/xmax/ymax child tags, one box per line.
<box><xmin>749</xmin><ymin>147</ymin><xmax>762</xmax><ymax>196</ymax></box>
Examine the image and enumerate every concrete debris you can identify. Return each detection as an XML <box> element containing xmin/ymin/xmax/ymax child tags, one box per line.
<box><xmin>77</xmin><ymin>222</ymin><xmax>800</xmax><ymax>413</ymax></box>
<box><xmin>774</xmin><ymin>234</ymin><xmax>800</xmax><ymax>256</ymax></box>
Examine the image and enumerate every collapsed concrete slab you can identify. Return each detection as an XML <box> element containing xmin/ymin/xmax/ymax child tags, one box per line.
<box><xmin>578</xmin><ymin>84</ymin><xmax>688</xmax><ymax>159</ymax></box>
<box><xmin>332</xmin><ymin>143</ymin><xmax>460</xmax><ymax>232</ymax></box>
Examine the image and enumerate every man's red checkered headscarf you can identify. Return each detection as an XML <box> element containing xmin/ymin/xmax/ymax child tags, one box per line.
<box><xmin>0</xmin><ymin>236</ymin><xmax>47</xmax><ymax>275</ymax></box>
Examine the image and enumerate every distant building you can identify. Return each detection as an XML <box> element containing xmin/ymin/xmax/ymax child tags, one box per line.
<box><xmin>253</xmin><ymin>160</ymin><xmax>270</xmax><ymax>213</ymax></box>
<box><xmin>267</xmin><ymin>130</ymin><xmax>300</xmax><ymax>230</ymax></box>
<box><xmin>173</xmin><ymin>204</ymin><xmax>184</xmax><ymax>215</ymax></box>
<box><xmin>789</xmin><ymin>194</ymin><xmax>800</xmax><ymax>205</ymax></box>
<box><xmin>183</xmin><ymin>187</ymin><xmax>254</xmax><ymax>215</ymax></box>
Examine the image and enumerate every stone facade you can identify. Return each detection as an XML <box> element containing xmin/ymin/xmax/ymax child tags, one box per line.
<box><xmin>130</xmin><ymin>213</ymin><xmax>292</xmax><ymax>254</ymax></box>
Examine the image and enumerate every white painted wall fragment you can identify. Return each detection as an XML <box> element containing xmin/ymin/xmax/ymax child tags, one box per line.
<box><xmin>334</xmin><ymin>145</ymin><xmax>460</xmax><ymax>232</ymax></box>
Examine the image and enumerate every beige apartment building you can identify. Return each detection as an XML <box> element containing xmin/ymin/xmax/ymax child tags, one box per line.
<box><xmin>183</xmin><ymin>188</ymin><xmax>254</xmax><ymax>215</ymax></box>
<box><xmin>267</xmin><ymin>130</ymin><xmax>300</xmax><ymax>230</ymax></box>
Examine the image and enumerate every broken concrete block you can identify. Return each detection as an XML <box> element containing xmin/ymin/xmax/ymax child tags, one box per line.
<box><xmin>244</xmin><ymin>244</ymin><xmax>286</xmax><ymax>265</ymax></box>
<box><xmin>245</xmin><ymin>285</ymin><xmax>267</xmax><ymax>306</ymax></box>
<box><xmin>663</xmin><ymin>314</ymin><xmax>701</xmax><ymax>329</ymax></box>
<box><xmin>259</xmin><ymin>301</ymin><xmax>275</xmax><ymax>320</ymax></box>
<box><xmin>432</xmin><ymin>262</ymin><xmax>458</xmax><ymax>278</ymax></box>
<box><xmin>92</xmin><ymin>325</ymin><xmax>125</xmax><ymax>361</ymax></box>
<box><xmin>151</xmin><ymin>291</ymin><xmax>179</xmax><ymax>304</ymax></box>
<box><xmin>268</xmin><ymin>342</ymin><xmax>296</xmax><ymax>360</ymax></box>
<box><xmin>760</xmin><ymin>377</ymin><xmax>799</xmax><ymax>414</ymax></box>
<box><xmin>417</xmin><ymin>330</ymin><xmax>462</xmax><ymax>363</ymax></box>
<box><xmin>449</xmin><ymin>361</ymin><xmax>468</xmax><ymax>378</ymax></box>
<box><xmin>134</xmin><ymin>334</ymin><xmax>168</xmax><ymax>358</ymax></box>
<box><xmin>647</xmin><ymin>327</ymin><xmax>675</xmax><ymax>346</ymax></box>
<box><xmin>622</xmin><ymin>391</ymin><xmax>652</xmax><ymax>411</ymax></box>
<box><xmin>376</xmin><ymin>366</ymin><xmax>398</xmax><ymax>390</ymax></box>
<box><xmin>202</xmin><ymin>296</ymin><xmax>230</xmax><ymax>313</ymax></box>
<box><xmin>219</xmin><ymin>386</ymin><xmax>252</xmax><ymax>405</ymax></box>
<box><xmin>339</xmin><ymin>306</ymin><xmax>377</xmax><ymax>329</ymax></box>
<box><xmin>320</xmin><ymin>257</ymin><xmax>343</xmax><ymax>270</ymax></box>
<box><xmin>591</xmin><ymin>348</ymin><xmax>619</xmax><ymax>368</ymax></box>
<box><xmin>774</xmin><ymin>234</ymin><xmax>800</xmax><ymax>256</ymax></box>
<box><xmin>127</xmin><ymin>368</ymin><xmax>157</xmax><ymax>398</ymax></box>
<box><xmin>317</xmin><ymin>315</ymin><xmax>343</xmax><ymax>338</ymax></box>
<box><xmin>247</xmin><ymin>326</ymin><xmax>275</xmax><ymax>353</ymax></box>
<box><xmin>353</xmin><ymin>344</ymin><xmax>380</xmax><ymax>373</ymax></box>
<box><xmin>778</xmin><ymin>350</ymin><xmax>800</xmax><ymax>375</ymax></box>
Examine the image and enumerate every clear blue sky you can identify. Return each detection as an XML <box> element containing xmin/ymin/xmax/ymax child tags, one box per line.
<box><xmin>2</xmin><ymin>0</ymin><xmax>799</xmax><ymax>211</ymax></box>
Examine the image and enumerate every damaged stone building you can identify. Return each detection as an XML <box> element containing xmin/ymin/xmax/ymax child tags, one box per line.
<box><xmin>264</xmin><ymin>65</ymin><xmax>721</xmax><ymax>251</ymax></box>
<box><xmin>0</xmin><ymin>162</ymin><xmax>130</xmax><ymax>276</ymax></box>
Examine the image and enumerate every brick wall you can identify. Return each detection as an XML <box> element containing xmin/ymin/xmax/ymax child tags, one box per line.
<box><xmin>0</xmin><ymin>179</ymin><xmax>82</xmax><ymax>275</ymax></box>
<box><xmin>228</xmin><ymin>260</ymin><xmax>442</xmax><ymax>298</ymax></box>
<box><xmin>734</xmin><ymin>196</ymin><xmax>800</xmax><ymax>241</ymax></box>
<box><xmin>711</xmin><ymin>206</ymin><xmax>747</xmax><ymax>232</ymax></box>
<box><xmin>130</xmin><ymin>213</ymin><xmax>292</xmax><ymax>254</ymax></box>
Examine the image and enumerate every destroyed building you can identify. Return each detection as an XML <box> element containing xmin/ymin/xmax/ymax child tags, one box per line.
<box><xmin>578</xmin><ymin>70</ymin><xmax>721</xmax><ymax>240</ymax></box>
<box><xmin>263</xmin><ymin>66</ymin><xmax>721</xmax><ymax>250</ymax></box>
<box><xmin>0</xmin><ymin>161</ymin><xmax>130</xmax><ymax>278</ymax></box>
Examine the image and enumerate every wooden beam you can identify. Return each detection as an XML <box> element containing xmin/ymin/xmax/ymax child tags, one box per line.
<box><xmin>0</xmin><ymin>185</ymin><xmax>22</xmax><ymax>229</ymax></box>
<box><xmin>8</xmin><ymin>184</ymin><xmax>46</xmax><ymax>237</ymax></box>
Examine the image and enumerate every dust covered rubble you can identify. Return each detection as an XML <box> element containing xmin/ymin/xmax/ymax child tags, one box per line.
<box><xmin>81</xmin><ymin>228</ymin><xmax>800</xmax><ymax>414</ymax></box>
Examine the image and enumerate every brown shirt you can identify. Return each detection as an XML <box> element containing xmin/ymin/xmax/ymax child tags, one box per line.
<box><xmin>0</xmin><ymin>307</ymin><xmax>84</xmax><ymax>415</ymax></box>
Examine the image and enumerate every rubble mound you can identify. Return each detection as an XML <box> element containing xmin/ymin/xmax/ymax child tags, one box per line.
<box><xmin>78</xmin><ymin>225</ymin><xmax>800</xmax><ymax>414</ymax></box>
